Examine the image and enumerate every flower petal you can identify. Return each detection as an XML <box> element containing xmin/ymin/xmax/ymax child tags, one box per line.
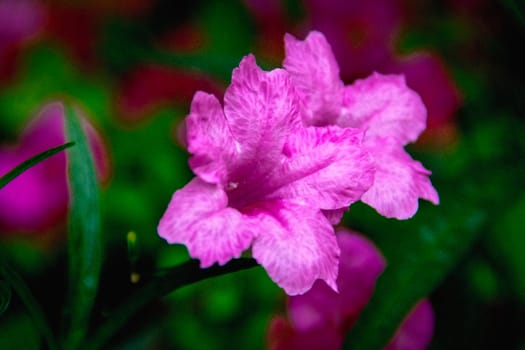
<box><xmin>385</xmin><ymin>299</ymin><xmax>434</xmax><ymax>350</ymax></box>
<box><xmin>0</xmin><ymin>0</ymin><xmax>43</xmax><ymax>50</ymax></box>
<box><xmin>288</xmin><ymin>229</ymin><xmax>385</xmax><ymax>332</ymax></box>
<box><xmin>186</xmin><ymin>91</ymin><xmax>237</xmax><ymax>184</ymax></box>
<box><xmin>335</xmin><ymin>229</ymin><xmax>386</xmax><ymax>320</ymax></box>
<box><xmin>284</xmin><ymin>31</ymin><xmax>344</xmax><ymax>126</ymax></box>
<box><xmin>386</xmin><ymin>52</ymin><xmax>461</xmax><ymax>129</ymax></box>
<box><xmin>341</xmin><ymin>73</ymin><xmax>427</xmax><ymax>145</ymax></box>
<box><xmin>322</xmin><ymin>209</ymin><xmax>346</xmax><ymax>225</ymax></box>
<box><xmin>249</xmin><ymin>200</ymin><xmax>339</xmax><ymax>295</ymax></box>
<box><xmin>272</xmin><ymin>126</ymin><xmax>374</xmax><ymax>210</ymax></box>
<box><xmin>158</xmin><ymin>178</ymin><xmax>254</xmax><ymax>267</ymax></box>
<box><xmin>223</xmin><ymin>54</ymin><xmax>301</xmax><ymax>176</ymax></box>
<box><xmin>361</xmin><ymin>137</ymin><xmax>439</xmax><ymax>219</ymax></box>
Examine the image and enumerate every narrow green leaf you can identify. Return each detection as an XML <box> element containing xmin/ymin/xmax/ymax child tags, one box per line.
<box><xmin>0</xmin><ymin>142</ymin><xmax>75</xmax><ymax>190</ymax></box>
<box><xmin>0</xmin><ymin>279</ymin><xmax>11</xmax><ymax>316</ymax></box>
<box><xmin>62</xmin><ymin>104</ymin><xmax>102</xmax><ymax>350</ymax></box>
<box><xmin>86</xmin><ymin>258</ymin><xmax>259</xmax><ymax>350</ymax></box>
<box><xmin>0</xmin><ymin>263</ymin><xmax>58</xmax><ymax>350</ymax></box>
<box><xmin>343</xmin><ymin>200</ymin><xmax>485</xmax><ymax>350</ymax></box>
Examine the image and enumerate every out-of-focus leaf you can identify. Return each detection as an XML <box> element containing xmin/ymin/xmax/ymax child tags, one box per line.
<box><xmin>343</xmin><ymin>194</ymin><xmax>485</xmax><ymax>350</ymax></box>
<box><xmin>0</xmin><ymin>280</ymin><xmax>11</xmax><ymax>316</ymax></box>
<box><xmin>490</xmin><ymin>193</ymin><xmax>525</xmax><ymax>302</ymax></box>
<box><xmin>164</xmin><ymin>262</ymin><xmax>279</xmax><ymax>350</ymax></box>
<box><xmin>0</xmin><ymin>263</ymin><xmax>58</xmax><ymax>350</ymax></box>
<box><xmin>502</xmin><ymin>0</ymin><xmax>525</xmax><ymax>29</ymax></box>
<box><xmin>86</xmin><ymin>258</ymin><xmax>259</xmax><ymax>350</ymax></box>
<box><xmin>62</xmin><ymin>104</ymin><xmax>102</xmax><ymax>350</ymax></box>
<box><xmin>101</xmin><ymin>0</ymin><xmax>256</xmax><ymax>81</ymax></box>
<box><xmin>0</xmin><ymin>45</ymin><xmax>112</xmax><ymax>131</ymax></box>
<box><xmin>0</xmin><ymin>312</ymin><xmax>40</xmax><ymax>349</ymax></box>
<box><xmin>100</xmin><ymin>19</ymin><xmax>239</xmax><ymax>80</ymax></box>
<box><xmin>0</xmin><ymin>142</ymin><xmax>74</xmax><ymax>189</ymax></box>
<box><xmin>0</xmin><ymin>240</ymin><xmax>49</xmax><ymax>275</ymax></box>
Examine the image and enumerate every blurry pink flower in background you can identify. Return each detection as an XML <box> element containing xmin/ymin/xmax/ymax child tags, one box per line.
<box><xmin>284</xmin><ymin>32</ymin><xmax>439</xmax><ymax>219</ymax></box>
<box><xmin>0</xmin><ymin>0</ymin><xmax>43</xmax><ymax>50</ymax></box>
<box><xmin>158</xmin><ymin>54</ymin><xmax>375</xmax><ymax>295</ymax></box>
<box><xmin>0</xmin><ymin>0</ymin><xmax>43</xmax><ymax>84</ymax></box>
<box><xmin>267</xmin><ymin>228</ymin><xmax>434</xmax><ymax>350</ymax></box>
<box><xmin>0</xmin><ymin>0</ymin><xmax>42</xmax><ymax>52</ymax></box>
<box><xmin>303</xmin><ymin>0</ymin><xmax>401</xmax><ymax>81</ymax></box>
<box><xmin>0</xmin><ymin>102</ymin><xmax>110</xmax><ymax>234</ymax></box>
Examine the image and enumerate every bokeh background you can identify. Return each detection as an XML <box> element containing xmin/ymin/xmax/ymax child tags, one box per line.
<box><xmin>1</xmin><ymin>0</ymin><xmax>525</xmax><ymax>349</ymax></box>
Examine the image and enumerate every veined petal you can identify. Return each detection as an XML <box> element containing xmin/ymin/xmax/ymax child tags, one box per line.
<box><xmin>272</xmin><ymin>126</ymin><xmax>374</xmax><ymax>210</ymax></box>
<box><xmin>224</xmin><ymin>54</ymin><xmax>301</xmax><ymax>174</ymax></box>
<box><xmin>386</xmin><ymin>52</ymin><xmax>462</xmax><ymax>129</ymax></box>
<box><xmin>158</xmin><ymin>178</ymin><xmax>254</xmax><ymax>267</ymax></box>
<box><xmin>284</xmin><ymin>31</ymin><xmax>344</xmax><ymax>126</ymax></box>
<box><xmin>249</xmin><ymin>200</ymin><xmax>339</xmax><ymax>296</ymax></box>
<box><xmin>288</xmin><ymin>229</ymin><xmax>385</xmax><ymax>332</ymax></box>
<box><xmin>361</xmin><ymin>137</ymin><xmax>439</xmax><ymax>219</ymax></box>
<box><xmin>186</xmin><ymin>91</ymin><xmax>236</xmax><ymax>184</ymax></box>
<box><xmin>188</xmin><ymin>208</ymin><xmax>254</xmax><ymax>267</ymax></box>
<box><xmin>341</xmin><ymin>73</ymin><xmax>427</xmax><ymax>145</ymax></box>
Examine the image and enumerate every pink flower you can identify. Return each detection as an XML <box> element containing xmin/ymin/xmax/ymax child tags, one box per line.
<box><xmin>385</xmin><ymin>52</ymin><xmax>462</xmax><ymax>131</ymax></box>
<box><xmin>0</xmin><ymin>0</ymin><xmax>43</xmax><ymax>84</ymax></box>
<box><xmin>267</xmin><ymin>229</ymin><xmax>434</xmax><ymax>350</ymax></box>
<box><xmin>0</xmin><ymin>102</ymin><xmax>110</xmax><ymax>234</ymax></box>
<box><xmin>303</xmin><ymin>0</ymin><xmax>401</xmax><ymax>81</ymax></box>
<box><xmin>0</xmin><ymin>0</ymin><xmax>43</xmax><ymax>52</ymax></box>
<box><xmin>284</xmin><ymin>31</ymin><xmax>439</xmax><ymax>219</ymax></box>
<box><xmin>158</xmin><ymin>54</ymin><xmax>375</xmax><ymax>295</ymax></box>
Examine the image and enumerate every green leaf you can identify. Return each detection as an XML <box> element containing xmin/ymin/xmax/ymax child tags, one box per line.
<box><xmin>0</xmin><ymin>311</ymin><xmax>40</xmax><ymax>349</ymax></box>
<box><xmin>490</xmin><ymin>193</ymin><xmax>525</xmax><ymax>302</ymax></box>
<box><xmin>0</xmin><ymin>263</ymin><xmax>58</xmax><ymax>350</ymax></box>
<box><xmin>343</xmin><ymin>199</ymin><xmax>485</xmax><ymax>350</ymax></box>
<box><xmin>62</xmin><ymin>104</ymin><xmax>102</xmax><ymax>350</ymax></box>
<box><xmin>86</xmin><ymin>258</ymin><xmax>259</xmax><ymax>350</ymax></box>
<box><xmin>0</xmin><ymin>280</ymin><xmax>11</xmax><ymax>316</ymax></box>
<box><xmin>0</xmin><ymin>142</ymin><xmax>75</xmax><ymax>190</ymax></box>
